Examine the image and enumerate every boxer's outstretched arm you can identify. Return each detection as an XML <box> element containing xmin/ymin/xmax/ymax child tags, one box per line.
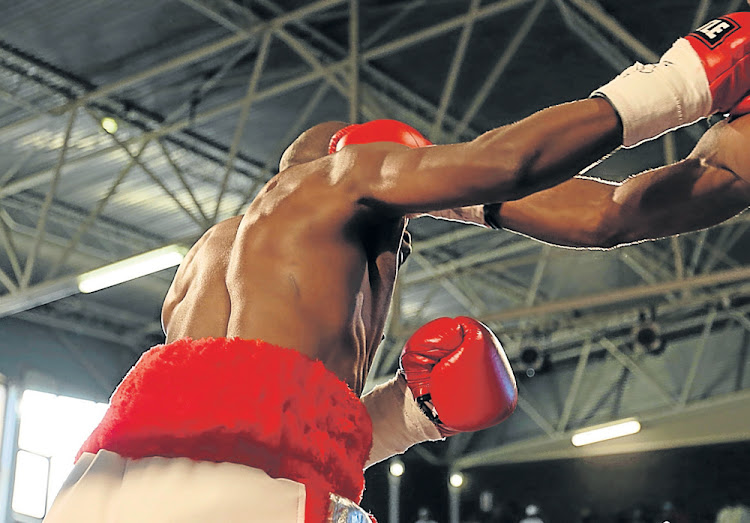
<box><xmin>350</xmin><ymin>13</ymin><xmax>750</xmax><ymax>216</ymax></box>
<box><xmin>486</xmin><ymin>116</ymin><xmax>750</xmax><ymax>248</ymax></box>
<box><xmin>352</xmin><ymin>98</ymin><xmax>622</xmax><ymax>213</ymax></box>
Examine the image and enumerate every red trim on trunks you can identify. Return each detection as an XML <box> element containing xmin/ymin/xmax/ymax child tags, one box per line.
<box><xmin>78</xmin><ymin>337</ymin><xmax>373</xmax><ymax>523</ymax></box>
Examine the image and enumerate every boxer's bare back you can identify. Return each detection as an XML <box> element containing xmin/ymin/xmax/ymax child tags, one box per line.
<box><xmin>161</xmin><ymin>151</ymin><xmax>408</xmax><ymax>395</ymax></box>
<box><xmin>161</xmin><ymin>99</ymin><xmax>621</xmax><ymax>396</ymax></box>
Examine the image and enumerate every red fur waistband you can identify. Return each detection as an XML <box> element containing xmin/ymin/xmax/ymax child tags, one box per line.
<box><xmin>77</xmin><ymin>338</ymin><xmax>373</xmax><ymax>507</ymax></box>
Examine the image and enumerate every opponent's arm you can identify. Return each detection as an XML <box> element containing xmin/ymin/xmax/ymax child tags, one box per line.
<box><xmin>483</xmin><ymin>115</ymin><xmax>750</xmax><ymax>248</ymax></box>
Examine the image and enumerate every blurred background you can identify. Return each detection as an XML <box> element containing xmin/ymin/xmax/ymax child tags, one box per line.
<box><xmin>0</xmin><ymin>0</ymin><xmax>749</xmax><ymax>521</ymax></box>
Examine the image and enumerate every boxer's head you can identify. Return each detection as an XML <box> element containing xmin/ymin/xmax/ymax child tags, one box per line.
<box><xmin>279</xmin><ymin>121</ymin><xmax>348</xmax><ymax>172</ymax></box>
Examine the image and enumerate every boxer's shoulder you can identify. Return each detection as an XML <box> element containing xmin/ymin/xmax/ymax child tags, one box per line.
<box><xmin>261</xmin><ymin>147</ymin><xmax>402</xmax><ymax>217</ymax></box>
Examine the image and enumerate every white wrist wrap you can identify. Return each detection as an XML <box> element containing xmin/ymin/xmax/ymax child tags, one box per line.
<box><xmin>592</xmin><ymin>39</ymin><xmax>712</xmax><ymax>148</ymax></box>
<box><xmin>362</xmin><ymin>373</ymin><xmax>442</xmax><ymax>469</ymax></box>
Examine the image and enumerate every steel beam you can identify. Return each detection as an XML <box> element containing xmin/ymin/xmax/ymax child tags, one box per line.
<box><xmin>413</xmin><ymin>224</ymin><xmax>490</xmax><ymax>251</ymax></box>
<box><xmin>45</xmin><ymin>132</ymin><xmax>149</xmax><ymax>280</ymax></box>
<box><xmin>516</xmin><ymin>394</ymin><xmax>557</xmax><ymax>437</ymax></box>
<box><xmin>349</xmin><ymin>0</ymin><xmax>360</xmax><ymax>124</ymax></box>
<box><xmin>702</xmin><ymin>222</ymin><xmax>750</xmax><ymax>273</ymax></box>
<box><xmin>0</xmin><ymin>267</ymin><xmax>16</xmax><ymax>293</ymax></box>
<box><xmin>255</xmin><ymin>0</ymin><xmax>484</xmax><ymax>137</ymax></box>
<box><xmin>404</xmin><ymin>239</ymin><xmax>539</xmax><ymax>285</ymax></box>
<box><xmin>102</xmin><ymin>126</ymin><xmax>206</xmax><ymax>228</ymax></box>
<box><xmin>599</xmin><ymin>337</ymin><xmax>677</xmax><ymax>406</ymax></box>
<box><xmin>429</xmin><ymin>0</ymin><xmax>481</xmax><ymax>141</ymax></box>
<box><xmin>556</xmin><ymin>0</ymin><xmax>631</xmax><ymax>71</ymax></box>
<box><xmin>692</xmin><ymin>0</ymin><xmax>713</xmax><ymax>29</ymax></box>
<box><xmin>451</xmin><ymin>0</ymin><xmax>547</xmax><ymax>139</ymax></box>
<box><xmin>361</xmin><ymin>1</ymin><xmax>424</xmax><ymax>48</ymax></box>
<box><xmin>47</xmin><ymin>0</ymin><xmax>347</xmax><ymax>114</ymax></box>
<box><xmin>157</xmin><ymin>140</ymin><xmax>210</xmax><ymax>223</ymax></box>
<box><xmin>0</xmin><ymin>150</ymin><xmax>33</xmax><ymax>188</ymax></box>
<box><xmin>213</xmin><ymin>30</ymin><xmax>272</xmax><ymax>222</ymax></box>
<box><xmin>0</xmin><ymin>0</ymin><xmax>534</xmax><ymax>201</ymax></box>
<box><xmin>477</xmin><ymin>265</ymin><xmax>750</xmax><ymax>325</ymax></box>
<box><xmin>563</xmin><ymin>0</ymin><xmax>659</xmax><ymax>62</ymax></box>
<box><xmin>366</xmin><ymin>0</ymin><xmax>534</xmax><ymax>62</ymax></box>
<box><xmin>679</xmin><ymin>307</ymin><xmax>717</xmax><ymax>405</ymax></box>
<box><xmin>15</xmin><ymin>309</ymin><xmax>139</xmax><ymax>347</ymax></box>
<box><xmin>735</xmin><ymin>327</ymin><xmax>749</xmax><ymax>392</ymax></box>
<box><xmin>687</xmin><ymin>229</ymin><xmax>708</xmax><ymax>276</ymax></box>
<box><xmin>0</xmin><ymin>40</ymin><xmax>267</xmax><ymax>184</ymax></box>
<box><xmin>453</xmin><ymin>387</ymin><xmax>750</xmax><ymax>469</ymax></box>
<box><xmin>0</xmin><ymin>275</ymin><xmax>80</xmax><ymax>318</ymax></box>
<box><xmin>525</xmin><ymin>245</ymin><xmax>550</xmax><ymax>306</ymax></box>
<box><xmin>0</xmin><ymin>236</ymin><xmax>186</xmax><ymax>319</ymax></box>
<box><xmin>268</xmin><ymin>82</ymin><xmax>330</xmax><ymax>164</ymax></box>
<box><xmin>0</xmin><ymin>213</ymin><xmax>22</xmax><ymax>281</ymax></box>
<box><xmin>20</xmin><ymin>109</ymin><xmax>77</xmax><ymax>288</ymax></box>
<box><xmin>2</xmin><ymin>195</ymin><xmax>162</xmax><ymax>257</ymax></box>
<box><xmin>556</xmin><ymin>337</ymin><xmax>592</xmax><ymax>432</ymax></box>
<box><xmin>410</xmin><ymin>252</ymin><xmax>485</xmax><ymax>316</ymax></box>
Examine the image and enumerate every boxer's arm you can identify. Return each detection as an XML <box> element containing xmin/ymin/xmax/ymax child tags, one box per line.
<box><xmin>350</xmin><ymin>98</ymin><xmax>622</xmax><ymax>213</ymax></box>
<box><xmin>484</xmin><ymin>116</ymin><xmax>750</xmax><ymax>248</ymax></box>
<box><xmin>348</xmin><ymin>13</ymin><xmax>750</xmax><ymax>216</ymax></box>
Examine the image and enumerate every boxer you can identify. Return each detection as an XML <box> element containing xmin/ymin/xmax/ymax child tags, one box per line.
<box><xmin>45</xmin><ymin>11</ymin><xmax>750</xmax><ymax>523</ymax></box>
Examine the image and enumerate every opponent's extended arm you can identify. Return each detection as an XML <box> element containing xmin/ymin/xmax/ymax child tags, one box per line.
<box><xmin>484</xmin><ymin>115</ymin><xmax>750</xmax><ymax>248</ymax></box>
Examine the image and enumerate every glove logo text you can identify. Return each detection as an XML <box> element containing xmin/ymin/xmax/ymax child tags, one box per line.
<box><xmin>690</xmin><ymin>17</ymin><xmax>739</xmax><ymax>48</ymax></box>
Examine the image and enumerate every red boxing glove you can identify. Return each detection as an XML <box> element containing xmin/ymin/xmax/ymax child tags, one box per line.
<box><xmin>328</xmin><ymin>119</ymin><xmax>432</xmax><ymax>154</ymax></box>
<box><xmin>399</xmin><ymin>317</ymin><xmax>518</xmax><ymax>437</ymax></box>
<box><xmin>685</xmin><ymin>13</ymin><xmax>750</xmax><ymax>113</ymax></box>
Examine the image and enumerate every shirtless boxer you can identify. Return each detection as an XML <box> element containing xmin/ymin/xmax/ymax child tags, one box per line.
<box><xmin>45</xmin><ymin>11</ymin><xmax>750</xmax><ymax>523</ymax></box>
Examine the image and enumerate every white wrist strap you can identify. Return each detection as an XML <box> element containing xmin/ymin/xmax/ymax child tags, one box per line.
<box><xmin>362</xmin><ymin>373</ymin><xmax>442</xmax><ymax>469</ymax></box>
<box><xmin>592</xmin><ymin>38</ymin><xmax>711</xmax><ymax>148</ymax></box>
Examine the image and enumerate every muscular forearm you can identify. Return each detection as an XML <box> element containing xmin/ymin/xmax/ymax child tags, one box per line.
<box><xmin>488</xmin><ymin>154</ymin><xmax>750</xmax><ymax>248</ymax></box>
<box><xmin>470</xmin><ymin>98</ymin><xmax>623</xmax><ymax>202</ymax></box>
<box><xmin>484</xmin><ymin>176</ymin><xmax>618</xmax><ymax>248</ymax></box>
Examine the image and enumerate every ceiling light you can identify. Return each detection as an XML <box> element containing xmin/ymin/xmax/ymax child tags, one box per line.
<box><xmin>101</xmin><ymin>117</ymin><xmax>118</xmax><ymax>134</ymax></box>
<box><xmin>77</xmin><ymin>244</ymin><xmax>187</xmax><ymax>293</ymax></box>
<box><xmin>449</xmin><ymin>472</ymin><xmax>464</xmax><ymax>488</ymax></box>
<box><xmin>571</xmin><ymin>419</ymin><xmax>641</xmax><ymax>447</ymax></box>
<box><xmin>389</xmin><ymin>460</ymin><xmax>404</xmax><ymax>477</ymax></box>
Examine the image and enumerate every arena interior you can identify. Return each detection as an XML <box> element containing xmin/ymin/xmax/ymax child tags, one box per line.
<box><xmin>0</xmin><ymin>0</ymin><xmax>749</xmax><ymax>521</ymax></box>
